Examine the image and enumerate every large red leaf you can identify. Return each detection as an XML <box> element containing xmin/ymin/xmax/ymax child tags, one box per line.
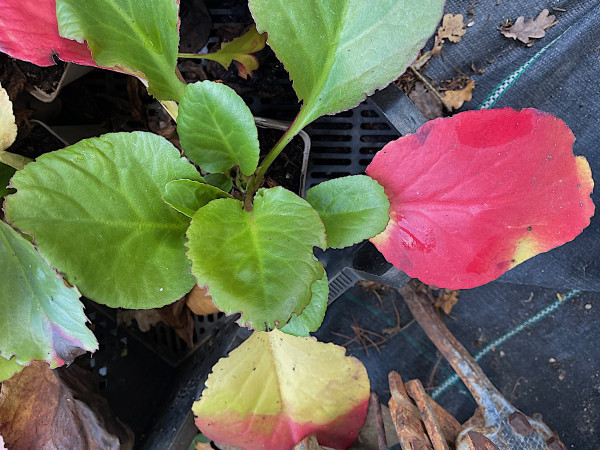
<box><xmin>367</xmin><ymin>108</ymin><xmax>594</xmax><ymax>289</ymax></box>
<box><xmin>0</xmin><ymin>0</ymin><xmax>96</xmax><ymax>67</ymax></box>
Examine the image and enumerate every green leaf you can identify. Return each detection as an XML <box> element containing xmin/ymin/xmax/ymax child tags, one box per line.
<box><xmin>186</xmin><ymin>187</ymin><xmax>326</xmax><ymax>330</ymax></box>
<box><xmin>188</xmin><ymin>433</ymin><xmax>211</xmax><ymax>450</ymax></box>
<box><xmin>5</xmin><ymin>132</ymin><xmax>202</xmax><ymax>309</ymax></box>
<box><xmin>280</xmin><ymin>273</ymin><xmax>328</xmax><ymax>336</ymax></box>
<box><xmin>0</xmin><ymin>162</ymin><xmax>15</xmax><ymax>198</ymax></box>
<box><xmin>306</xmin><ymin>175</ymin><xmax>390</xmax><ymax>249</ymax></box>
<box><xmin>249</xmin><ymin>0</ymin><xmax>444</xmax><ymax>129</ymax></box>
<box><xmin>181</xmin><ymin>26</ymin><xmax>267</xmax><ymax>79</ymax></box>
<box><xmin>56</xmin><ymin>0</ymin><xmax>184</xmax><ymax>101</ymax></box>
<box><xmin>178</xmin><ymin>81</ymin><xmax>260</xmax><ymax>175</ymax></box>
<box><xmin>163</xmin><ymin>179</ymin><xmax>232</xmax><ymax>218</ymax></box>
<box><xmin>0</xmin><ymin>220</ymin><xmax>98</xmax><ymax>367</ymax></box>
<box><xmin>204</xmin><ymin>173</ymin><xmax>233</xmax><ymax>192</ymax></box>
<box><xmin>0</xmin><ymin>356</ymin><xmax>24</xmax><ymax>382</ymax></box>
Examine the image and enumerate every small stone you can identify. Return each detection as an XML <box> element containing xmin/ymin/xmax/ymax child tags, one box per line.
<box><xmin>585</xmin><ymin>303</ymin><xmax>592</xmax><ymax>310</ymax></box>
<box><xmin>549</xmin><ymin>357</ymin><xmax>557</xmax><ymax>363</ymax></box>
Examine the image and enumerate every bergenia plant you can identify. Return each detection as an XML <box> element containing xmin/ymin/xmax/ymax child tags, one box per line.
<box><xmin>0</xmin><ymin>0</ymin><xmax>594</xmax><ymax>448</ymax></box>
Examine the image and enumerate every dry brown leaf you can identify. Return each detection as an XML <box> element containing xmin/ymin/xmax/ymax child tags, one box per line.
<box><xmin>430</xmin><ymin>35</ymin><xmax>444</xmax><ymax>57</ymax></box>
<box><xmin>158</xmin><ymin>297</ymin><xmax>195</xmax><ymax>347</ymax></box>
<box><xmin>409</xmin><ymin>82</ymin><xmax>443</xmax><ymax>120</ymax></box>
<box><xmin>442</xmin><ymin>80</ymin><xmax>475</xmax><ymax>110</ymax></box>
<box><xmin>434</xmin><ymin>289</ymin><xmax>460</xmax><ymax>315</ymax></box>
<box><xmin>500</xmin><ymin>9</ymin><xmax>557</xmax><ymax>45</ymax></box>
<box><xmin>438</xmin><ymin>14</ymin><xmax>467</xmax><ymax>43</ymax></box>
<box><xmin>186</xmin><ymin>285</ymin><xmax>220</xmax><ymax>316</ymax></box>
<box><xmin>117</xmin><ymin>309</ymin><xmax>163</xmax><ymax>332</ymax></box>
<box><xmin>0</xmin><ymin>362</ymin><xmax>133</xmax><ymax>450</ymax></box>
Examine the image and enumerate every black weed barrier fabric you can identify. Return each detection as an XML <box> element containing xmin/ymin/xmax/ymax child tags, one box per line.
<box><xmin>426</xmin><ymin>0</ymin><xmax>600</xmax><ymax>290</ymax></box>
<box><xmin>316</xmin><ymin>1</ymin><xmax>600</xmax><ymax>448</ymax></box>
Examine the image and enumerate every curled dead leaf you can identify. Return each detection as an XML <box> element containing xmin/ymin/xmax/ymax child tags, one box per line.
<box><xmin>442</xmin><ymin>80</ymin><xmax>475</xmax><ymax>110</ymax></box>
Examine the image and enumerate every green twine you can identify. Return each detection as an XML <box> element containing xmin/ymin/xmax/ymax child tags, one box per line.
<box><xmin>431</xmin><ymin>289</ymin><xmax>582</xmax><ymax>399</ymax></box>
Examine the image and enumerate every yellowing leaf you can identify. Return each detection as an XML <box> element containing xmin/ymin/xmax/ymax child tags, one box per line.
<box><xmin>437</xmin><ymin>14</ymin><xmax>467</xmax><ymax>43</ymax></box>
<box><xmin>180</xmin><ymin>26</ymin><xmax>267</xmax><ymax>79</ymax></box>
<box><xmin>0</xmin><ymin>83</ymin><xmax>16</xmax><ymax>152</ymax></box>
<box><xmin>193</xmin><ymin>329</ymin><xmax>370</xmax><ymax>449</ymax></box>
<box><xmin>0</xmin><ymin>83</ymin><xmax>31</xmax><ymax>170</ymax></box>
<box><xmin>442</xmin><ymin>80</ymin><xmax>475</xmax><ymax>110</ymax></box>
<box><xmin>500</xmin><ymin>9</ymin><xmax>557</xmax><ymax>45</ymax></box>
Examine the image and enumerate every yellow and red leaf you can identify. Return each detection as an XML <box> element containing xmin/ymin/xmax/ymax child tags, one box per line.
<box><xmin>192</xmin><ymin>329</ymin><xmax>369</xmax><ymax>449</ymax></box>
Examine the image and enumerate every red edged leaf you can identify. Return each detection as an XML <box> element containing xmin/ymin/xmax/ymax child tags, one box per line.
<box><xmin>0</xmin><ymin>0</ymin><xmax>96</xmax><ymax>67</ymax></box>
<box><xmin>192</xmin><ymin>329</ymin><xmax>370</xmax><ymax>449</ymax></box>
<box><xmin>367</xmin><ymin>108</ymin><xmax>594</xmax><ymax>289</ymax></box>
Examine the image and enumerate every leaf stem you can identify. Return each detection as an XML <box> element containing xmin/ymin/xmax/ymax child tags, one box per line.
<box><xmin>244</xmin><ymin>115</ymin><xmax>307</xmax><ymax>209</ymax></box>
<box><xmin>178</xmin><ymin>52</ymin><xmax>215</xmax><ymax>60</ymax></box>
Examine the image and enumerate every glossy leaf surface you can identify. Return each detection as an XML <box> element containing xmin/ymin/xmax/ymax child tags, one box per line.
<box><xmin>187</xmin><ymin>187</ymin><xmax>326</xmax><ymax>330</ymax></box>
<box><xmin>163</xmin><ymin>179</ymin><xmax>232</xmax><ymax>218</ymax></box>
<box><xmin>0</xmin><ymin>357</ymin><xmax>24</xmax><ymax>383</ymax></box>
<box><xmin>0</xmin><ymin>220</ymin><xmax>97</xmax><ymax>367</ymax></box>
<box><xmin>56</xmin><ymin>0</ymin><xmax>184</xmax><ymax>100</ymax></box>
<box><xmin>306</xmin><ymin>175</ymin><xmax>390</xmax><ymax>249</ymax></box>
<box><xmin>249</xmin><ymin>0</ymin><xmax>444</xmax><ymax>130</ymax></box>
<box><xmin>367</xmin><ymin>108</ymin><xmax>595</xmax><ymax>289</ymax></box>
<box><xmin>0</xmin><ymin>0</ymin><xmax>96</xmax><ymax>67</ymax></box>
<box><xmin>193</xmin><ymin>329</ymin><xmax>370</xmax><ymax>449</ymax></box>
<box><xmin>280</xmin><ymin>273</ymin><xmax>328</xmax><ymax>336</ymax></box>
<box><xmin>178</xmin><ymin>81</ymin><xmax>260</xmax><ymax>175</ymax></box>
<box><xmin>5</xmin><ymin>132</ymin><xmax>202</xmax><ymax>308</ymax></box>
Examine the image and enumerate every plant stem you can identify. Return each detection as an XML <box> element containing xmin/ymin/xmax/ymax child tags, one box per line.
<box><xmin>178</xmin><ymin>52</ymin><xmax>221</xmax><ymax>62</ymax></box>
<box><xmin>178</xmin><ymin>52</ymin><xmax>204</xmax><ymax>59</ymax></box>
<box><xmin>244</xmin><ymin>114</ymin><xmax>307</xmax><ymax>209</ymax></box>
